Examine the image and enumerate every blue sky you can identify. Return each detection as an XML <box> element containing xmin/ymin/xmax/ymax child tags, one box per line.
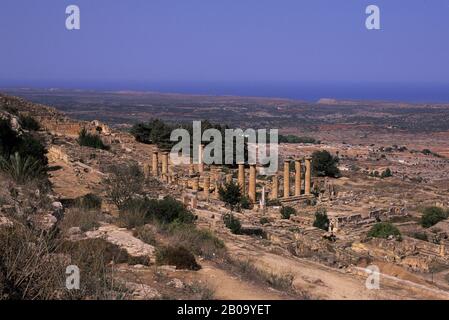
<box><xmin>1</xmin><ymin>0</ymin><xmax>449</xmax><ymax>87</ymax></box>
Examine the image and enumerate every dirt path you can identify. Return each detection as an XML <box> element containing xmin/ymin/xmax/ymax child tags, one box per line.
<box><xmin>224</xmin><ymin>236</ymin><xmax>449</xmax><ymax>300</ymax></box>
<box><xmin>193</xmin><ymin>261</ymin><xmax>291</xmax><ymax>300</ymax></box>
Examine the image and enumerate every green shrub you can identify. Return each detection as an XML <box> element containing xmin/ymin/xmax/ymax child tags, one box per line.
<box><xmin>279</xmin><ymin>135</ymin><xmax>318</xmax><ymax>144</ymax></box>
<box><xmin>267</xmin><ymin>199</ymin><xmax>282</xmax><ymax>207</ymax></box>
<box><xmin>166</xmin><ymin>222</ymin><xmax>225</xmax><ymax>259</ymax></box>
<box><xmin>412</xmin><ymin>232</ymin><xmax>428</xmax><ymax>242</ymax></box>
<box><xmin>381</xmin><ymin>168</ymin><xmax>392</xmax><ymax>178</ymax></box>
<box><xmin>156</xmin><ymin>246</ymin><xmax>201</xmax><ymax>270</ymax></box>
<box><xmin>259</xmin><ymin>217</ymin><xmax>270</xmax><ymax>225</ymax></box>
<box><xmin>0</xmin><ymin>119</ymin><xmax>47</xmax><ymax>167</ymax></box>
<box><xmin>147</xmin><ymin>196</ymin><xmax>196</xmax><ymax>224</ymax></box>
<box><xmin>313</xmin><ymin>208</ymin><xmax>330</xmax><ymax>231</ymax></box>
<box><xmin>219</xmin><ymin>181</ymin><xmax>242</xmax><ymax>211</ymax></box>
<box><xmin>240</xmin><ymin>195</ymin><xmax>252</xmax><ymax>210</ymax></box>
<box><xmin>421</xmin><ymin>207</ymin><xmax>448</xmax><ymax>228</ymax></box>
<box><xmin>0</xmin><ymin>152</ymin><xmax>45</xmax><ymax>184</ymax></box>
<box><xmin>368</xmin><ymin>222</ymin><xmax>401</xmax><ymax>239</ymax></box>
<box><xmin>78</xmin><ymin>128</ymin><xmax>109</xmax><ymax>150</ymax></box>
<box><xmin>19</xmin><ymin>115</ymin><xmax>40</xmax><ymax>131</ymax></box>
<box><xmin>223</xmin><ymin>213</ymin><xmax>242</xmax><ymax>234</ymax></box>
<box><xmin>118</xmin><ymin>196</ymin><xmax>196</xmax><ymax>228</ymax></box>
<box><xmin>280</xmin><ymin>206</ymin><xmax>296</xmax><ymax>219</ymax></box>
<box><xmin>117</xmin><ymin>199</ymin><xmax>147</xmax><ymax>229</ymax></box>
<box><xmin>74</xmin><ymin>193</ymin><xmax>102</xmax><ymax>210</ymax></box>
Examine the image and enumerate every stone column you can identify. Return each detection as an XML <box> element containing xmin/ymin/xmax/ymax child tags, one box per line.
<box><xmin>192</xmin><ymin>176</ymin><xmax>199</xmax><ymax>191</ymax></box>
<box><xmin>305</xmin><ymin>156</ymin><xmax>312</xmax><ymax>195</ymax></box>
<box><xmin>249</xmin><ymin>164</ymin><xmax>257</xmax><ymax>203</ymax></box>
<box><xmin>162</xmin><ymin>152</ymin><xmax>168</xmax><ymax>175</ymax></box>
<box><xmin>198</xmin><ymin>144</ymin><xmax>204</xmax><ymax>173</ymax></box>
<box><xmin>238</xmin><ymin>163</ymin><xmax>246</xmax><ymax>194</ymax></box>
<box><xmin>213</xmin><ymin>182</ymin><xmax>219</xmax><ymax>198</ymax></box>
<box><xmin>161</xmin><ymin>152</ymin><xmax>169</xmax><ymax>182</ymax></box>
<box><xmin>189</xmin><ymin>163</ymin><xmax>195</xmax><ymax>176</ymax></box>
<box><xmin>203</xmin><ymin>175</ymin><xmax>210</xmax><ymax>199</ymax></box>
<box><xmin>144</xmin><ymin>163</ymin><xmax>150</xmax><ymax>179</ymax></box>
<box><xmin>295</xmin><ymin>158</ymin><xmax>302</xmax><ymax>196</ymax></box>
<box><xmin>283</xmin><ymin>160</ymin><xmax>290</xmax><ymax>198</ymax></box>
<box><xmin>271</xmin><ymin>174</ymin><xmax>278</xmax><ymax>200</ymax></box>
<box><xmin>191</xmin><ymin>194</ymin><xmax>198</xmax><ymax>209</ymax></box>
<box><xmin>152</xmin><ymin>151</ymin><xmax>159</xmax><ymax>176</ymax></box>
<box><xmin>260</xmin><ymin>186</ymin><xmax>266</xmax><ymax>210</ymax></box>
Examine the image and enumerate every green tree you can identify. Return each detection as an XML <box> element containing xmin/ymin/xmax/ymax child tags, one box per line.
<box><xmin>219</xmin><ymin>181</ymin><xmax>242</xmax><ymax>211</ymax></box>
<box><xmin>368</xmin><ymin>222</ymin><xmax>401</xmax><ymax>239</ymax></box>
<box><xmin>421</xmin><ymin>207</ymin><xmax>448</xmax><ymax>228</ymax></box>
<box><xmin>313</xmin><ymin>208</ymin><xmax>330</xmax><ymax>231</ymax></box>
<box><xmin>311</xmin><ymin>150</ymin><xmax>341</xmax><ymax>178</ymax></box>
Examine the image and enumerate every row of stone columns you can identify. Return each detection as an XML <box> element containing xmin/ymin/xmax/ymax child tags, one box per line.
<box><xmin>237</xmin><ymin>163</ymin><xmax>258</xmax><ymax>203</ymax></box>
<box><xmin>148</xmin><ymin>148</ymin><xmax>312</xmax><ymax>204</ymax></box>
<box><xmin>274</xmin><ymin>156</ymin><xmax>312</xmax><ymax>199</ymax></box>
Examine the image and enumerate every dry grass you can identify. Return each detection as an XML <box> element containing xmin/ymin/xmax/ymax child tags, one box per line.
<box><xmin>227</xmin><ymin>257</ymin><xmax>295</xmax><ymax>292</ymax></box>
<box><xmin>59</xmin><ymin>208</ymin><xmax>102</xmax><ymax>233</ymax></box>
<box><xmin>165</xmin><ymin>223</ymin><xmax>226</xmax><ymax>259</ymax></box>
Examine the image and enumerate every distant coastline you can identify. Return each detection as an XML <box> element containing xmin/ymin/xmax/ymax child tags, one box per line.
<box><xmin>2</xmin><ymin>81</ymin><xmax>449</xmax><ymax>104</ymax></box>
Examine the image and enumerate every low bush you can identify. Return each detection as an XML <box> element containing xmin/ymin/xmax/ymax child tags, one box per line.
<box><xmin>219</xmin><ymin>181</ymin><xmax>242</xmax><ymax>211</ymax></box>
<box><xmin>133</xmin><ymin>225</ymin><xmax>157</xmax><ymax>246</ymax></box>
<box><xmin>117</xmin><ymin>199</ymin><xmax>147</xmax><ymax>229</ymax></box>
<box><xmin>74</xmin><ymin>193</ymin><xmax>102</xmax><ymax>210</ymax></box>
<box><xmin>78</xmin><ymin>128</ymin><xmax>109</xmax><ymax>150</ymax></box>
<box><xmin>280</xmin><ymin>206</ymin><xmax>296</xmax><ymax>219</ymax></box>
<box><xmin>156</xmin><ymin>246</ymin><xmax>201</xmax><ymax>271</ymax></box>
<box><xmin>19</xmin><ymin>115</ymin><xmax>40</xmax><ymax>131</ymax></box>
<box><xmin>240</xmin><ymin>196</ymin><xmax>252</xmax><ymax>210</ymax></box>
<box><xmin>421</xmin><ymin>207</ymin><xmax>448</xmax><ymax>228</ymax></box>
<box><xmin>412</xmin><ymin>232</ymin><xmax>428</xmax><ymax>242</ymax></box>
<box><xmin>60</xmin><ymin>208</ymin><xmax>102</xmax><ymax>233</ymax></box>
<box><xmin>381</xmin><ymin>168</ymin><xmax>392</xmax><ymax>178</ymax></box>
<box><xmin>313</xmin><ymin>208</ymin><xmax>330</xmax><ymax>231</ymax></box>
<box><xmin>0</xmin><ymin>223</ymin><xmax>65</xmax><ymax>299</ymax></box>
<box><xmin>267</xmin><ymin>199</ymin><xmax>282</xmax><ymax>207</ymax></box>
<box><xmin>118</xmin><ymin>196</ymin><xmax>196</xmax><ymax>228</ymax></box>
<box><xmin>0</xmin><ymin>152</ymin><xmax>46</xmax><ymax>184</ymax></box>
<box><xmin>166</xmin><ymin>222</ymin><xmax>225</xmax><ymax>259</ymax></box>
<box><xmin>146</xmin><ymin>196</ymin><xmax>196</xmax><ymax>225</ymax></box>
<box><xmin>368</xmin><ymin>222</ymin><xmax>401</xmax><ymax>240</ymax></box>
<box><xmin>105</xmin><ymin>163</ymin><xmax>144</xmax><ymax>208</ymax></box>
<box><xmin>259</xmin><ymin>217</ymin><xmax>270</xmax><ymax>225</ymax></box>
<box><xmin>223</xmin><ymin>213</ymin><xmax>242</xmax><ymax>234</ymax></box>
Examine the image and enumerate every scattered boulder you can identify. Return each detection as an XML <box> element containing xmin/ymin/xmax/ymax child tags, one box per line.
<box><xmin>85</xmin><ymin>224</ymin><xmax>156</xmax><ymax>264</ymax></box>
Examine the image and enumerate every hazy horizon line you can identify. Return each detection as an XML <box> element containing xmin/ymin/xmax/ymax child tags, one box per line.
<box><xmin>3</xmin><ymin>81</ymin><xmax>449</xmax><ymax>104</ymax></box>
